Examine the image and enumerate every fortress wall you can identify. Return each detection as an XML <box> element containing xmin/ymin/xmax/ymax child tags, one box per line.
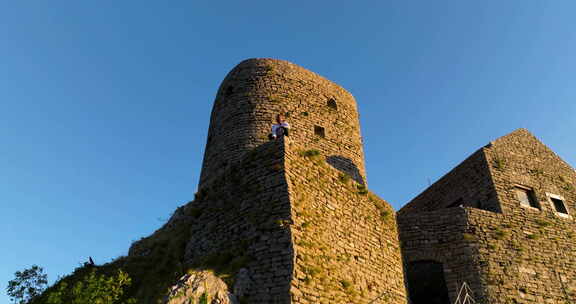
<box><xmin>398</xmin><ymin>129</ymin><xmax>576</xmax><ymax>304</ymax></box>
<box><xmin>397</xmin><ymin>208</ymin><xmax>485</xmax><ymax>303</ymax></box>
<box><xmin>129</xmin><ymin>59</ymin><xmax>406</xmax><ymax>303</ymax></box>
<box><xmin>284</xmin><ymin>139</ymin><xmax>407</xmax><ymax>304</ymax></box>
<box><xmin>485</xmin><ymin>129</ymin><xmax>576</xmax><ymax>216</ymax></box>
<box><xmin>398</xmin><ymin>148</ymin><xmax>500</xmax><ymax>214</ymax></box>
<box><xmin>467</xmin><ymin>129</ymin><xmax>576</xmax><ymax>303</ymax></box>
<box><xmin>130</xmin><ymin>137</ymin><xmax>406</xmax><ymax>303</ymax></box>
<box><xmin>200</xmin><ymin>58</ymin><xmax>366</xmax><ymax>187</ymax></box>
<box><xmin>182</xmin><ymin>140</ymin><xmax>295</xmax><ymax>304</ymax></box>
<box><xmin>465</xmin><ymin>208</ymin><xmax>576</xmax><ymax>304</ymax></box>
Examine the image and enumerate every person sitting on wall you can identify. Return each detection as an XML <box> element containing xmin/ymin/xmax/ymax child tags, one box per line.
<box><xmin>268</xmin><ymin>113</ymin><xmax>290</xmax><ymax>140</ymax></box>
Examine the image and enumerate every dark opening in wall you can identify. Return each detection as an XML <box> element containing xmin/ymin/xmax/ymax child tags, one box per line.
<box><xmin>225</xmin><ymin>86</ymin><xmax>234</xmax><ymax>97</ymax></box>
<box><xmin>551</xmin><ymin>197</ymin><xmax>569</xmax><ymax>214</ymax></box>
<box><xmin>327</xmin><ymin>98</ymin><xmax>337</xmax><ymax>110</ymax></box>
<box><xmin>406</xmin><ymin>261</ymin><xmax>450</xmax><ymax>304</ymax></box>
<box><xmin>314</xmin><ymin>125</ymin><xmax>325</xmax><ymax>138</ymax></box>
<box><xmin>326</xmin><ymin>155</ymin><xmax>365</xmax><ymax>185</ymax></box>
<box><xmin>445</xmin><ymin>198</ymin><xmax>486</xmax><ymax>210</ymax></box>
<box><xmin>446</xmin><ymin>198</ymin><xmax>463</xmax><ymax>208</ymax></box>
<box><xmin>515</xmin><ymin>186</ymin><xmax>540</xmax><ymax>209</ymax></box>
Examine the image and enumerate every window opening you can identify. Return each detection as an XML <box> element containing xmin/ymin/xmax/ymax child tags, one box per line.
<box><xmin>327</xmin><ymin>98</ymin><xmax>338</xmax><ymax>110</ymax></box>
<box><xmin>515</xmin><ymin>186</ymin><xmax>540</xmax><ymax>209</ymax></box>
<box><xmin>446</xmin><ymin>198</ymin><xmax>463</xmax><ymax>208</ymax></box>
<box><xmin>225</xmin><ymin>86</ymin><xmax>234</xmax><ymax>97</ymax></box>
<box><xmin>314</xmin><ymin>125</ymin><xmax>325</xmax><ymax>138</ymax></box>
<box><xmin>551</xmin><ymin>197</ymin><xmax>568</xmax><ymax>214</ymax></box>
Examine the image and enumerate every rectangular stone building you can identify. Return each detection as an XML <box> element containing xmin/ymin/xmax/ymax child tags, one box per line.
<box><xmin>398</xmin><ymin>129</ymin><xmax>576</xmax><ymax>304</ymax></box>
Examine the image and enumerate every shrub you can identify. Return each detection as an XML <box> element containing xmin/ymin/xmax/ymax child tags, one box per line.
<box><xmin>535</xmin><ymin>219</ymin><xmax>550</xmax><ymax>227</ymax></box>
<box><xmin>494</xmin><ymin>228</ymin><xmax>507</xmax><ymax>240</ymax></box>
<box><xmin>356</xmin><ymin>184</ymin><xmax>368</xmax><ymax>195</ymax></box>
<box><xmin>493</xmin><ymin>158</ymin><xmax>506</xmax><ymax>170</ymax></box>
<box><xmin>338</xmin><ymin>173</ymin><xmax>351</xmax><ymax>184</ymax></box>
<box><xmin>340</xmin><ymin>279</ymin><xmax>352</xmax><ymax>289</ymax></box>
<box><xmin>45</xmin><ymin>269</ymin><xmax>135</xmax><ymax>304</ymax></box>
<box><xmin>300</xmin><ymin>149</ymin><xmax>320</xmax><ymax>157</ymax></box>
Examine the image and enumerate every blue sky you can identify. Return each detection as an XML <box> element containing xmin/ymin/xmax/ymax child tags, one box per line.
<box><xmin>1</xmin><ymin>1</ymin><xmax>575</xmax><ymax>301</ymax></box>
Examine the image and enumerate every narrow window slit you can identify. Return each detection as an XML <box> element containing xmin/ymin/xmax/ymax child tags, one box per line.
<box><xmin>327</xmin><ymin>98</ymin><xmax>338</xmax><ymax>110</ymax></box>
<box><xmin>314</xmin><ymin>125</ymin><xmax>325</xmax><ymax>138</ymax></box>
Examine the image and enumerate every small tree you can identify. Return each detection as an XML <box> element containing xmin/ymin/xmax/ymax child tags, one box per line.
<box><xmin>6</xmin><ymin>265</ymin><xmax>48</xmax><ymax>304</ymax></box>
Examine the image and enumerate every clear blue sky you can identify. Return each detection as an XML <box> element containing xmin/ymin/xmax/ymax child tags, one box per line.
<box><xmin>2</xmin><ymin>1</ymin><xmax>575</xmax><ymax>301</ymax></box>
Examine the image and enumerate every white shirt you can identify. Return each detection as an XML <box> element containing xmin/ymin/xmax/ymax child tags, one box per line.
<box><xmin>271</xmin><ymin>122</ymin><xmax>290</xmax><ymax>138</ymax></box>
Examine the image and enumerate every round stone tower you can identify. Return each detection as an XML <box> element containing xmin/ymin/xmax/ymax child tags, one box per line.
<box><xmin>199</xmin><ymin>58</ymin><xmax>366</xmax><ymax>187</ymax></box>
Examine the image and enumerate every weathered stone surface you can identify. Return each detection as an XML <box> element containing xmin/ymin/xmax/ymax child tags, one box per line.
<box><xmin>199</xmin><ymin>58</ymin><xmax>366</xmax><ymax>187</ymax></box>
<box><xmin>399</xmin><ymin>129</ymin><xmax>576</xmax><ymax>304</ymax></box>
<box><xmin>164</xmin><ymin>270</ymin><xmax>237</xmax><ymax>304</ymax></box>
<box><xmin>129</xmin><ymin>58</ymin><xmax>407</xmax><ymax>303</ymax></box>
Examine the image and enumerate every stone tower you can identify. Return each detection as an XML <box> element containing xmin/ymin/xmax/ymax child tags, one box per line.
<box><xmin>130</xmin><ymin>58</ymin><xmax>407</xmax><ymax>303</ymax></box>
<box><xmin>398</xmin><ymin>129</ymin><xmax>576</xmax><ymax>304</ymax></box>
<box><xmin>199</xmin><ymin>58</ymin><xmax>366</xmax><ymax>187</ymax></box>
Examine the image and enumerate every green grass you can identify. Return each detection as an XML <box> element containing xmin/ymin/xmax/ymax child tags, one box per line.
<box><xmin>494</xmin><ymin>228</ymin><xmax>507</xmax><ymax>240</ymax></box>
<box><xmin>356</xmin><ymin>184</ymin><xmax>368</xmax><ymax>195</ymax></box>
<box><xmin>340</xmin><ymin>279</ymin><xmax>352</xmax><ymax>289</ymax></box>
<box><xmin>300</xmin><ymin>149</ymin><xmax>320</xmax><ymax>157</ymax></box>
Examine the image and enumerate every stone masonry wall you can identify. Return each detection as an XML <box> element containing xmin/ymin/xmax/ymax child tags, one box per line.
<box><xmin>468</xmin><ymin>129</ymin><xmax>576</xmax><ymax>303</ymax></box>
<box><xmin>199</xmin><ymin>58</ymin><xmax>366</xmax><ymax>187</ymax></box>
<box><xmin>127</xmin><ymin>58</ymin><xmax>404</xmax><ymax>303</ymax></box>
<box><xmin>129</xmin><ymin>135</ymin><xmax>407</xmax><ymax>303</ymax></box>
<box><xmin>398</xmin><ymin>207</ymin><xmax>486</xmax><ymax>302</ymax></box>
<box><xmin>398</xmin><ymin>148</ymin><xmax>500</xmax><ymax>215</ymax></box>
<box><xmin>284</xmin><ymin>138</ymin><xmax>407</xmax><ymax>304</ymax></box>
<box><xmin>398</xmin><ymin>129</ymin><xmax>576</xmax><ymax>304</ymax></box>
<box><xmin>183</xmin><ymin>140</ymin><xmax>294</xmax><ymax>303</ymax></box>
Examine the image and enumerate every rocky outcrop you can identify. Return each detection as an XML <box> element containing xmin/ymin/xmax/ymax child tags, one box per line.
<box><xmin>164</xmin><ymin>270</ymin><xmax>237</xmax><ymax>304</ymax></box>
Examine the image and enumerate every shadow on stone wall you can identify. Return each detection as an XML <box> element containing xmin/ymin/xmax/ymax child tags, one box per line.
<box><xmin>406</xmin><ymin>260</ymin><xmax>450</xmax><ymax>304</ymax></box>
<box><xmin>326</xmin><ymin>155</ymin><xmax>365</xmax><ymax>185</ymax></box>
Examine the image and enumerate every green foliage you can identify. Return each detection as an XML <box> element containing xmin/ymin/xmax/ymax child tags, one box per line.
<box><xmin>300</xmin><ymin>149</ymin><xmax>320</xmax><ymax>157</ymax></box>
<box><xmin>562</xmin><ymin>183</ymin><xmax>574</xmax><ymax>192</ymax></box>
<box><xmin>297</xmin><ymin>240</ymin><xmax>314</xmax><ymax>248</ymax></box>
<box><xmin>369</xmin><ymin>194</ymin><xmax>391</xmax><ymax>222</ymax></box>
<box><xmin>6</xmin><ymin>265</ymin><xmax>48</xmax><ymax>304</ymax></box>
<box><xmin>493</xmin><ymin>157</ymin><xmax>506</xmax><ymax>170</ymax></box>
<box><xmin>529</xmin><ymin>168</ymin><xmax>544</xmax><ymax>175</ymax></box>
<box><xmin>198</xmin><ymin>292</ymin><xmax>209</xmax><ymax>304</ymax></box>
<box><xmin>192</xmin><ymin>244</ymin><xmax>251</xmax><ymax>289</ymax></box>
<box><xmin>356</xmin><ymin>184</ymin><xmax>368</xmax><ymax>195</ymax></box>
<box><xmin>340</xmin><ymin>279</ymin><xmax>352</xmax><ymax>289</ymax></box>
<box><xmin>535</xmin><ymin>219</ymin><xmax>551</xmax><ymax>227</ymax></box>
<box><xmin>304</xmin><ymin>266</ymin><xmax>322</xmax><ymax>277</ymax></box>
<box><xmin>45</xmin><ymin>269</ymin><xmax>135</xmax><ymax>304</ymax></box>
<box><xmin>462</xmin><ymin>233</ymin><xmax>476</xmax><ymax>241</ymax></box>
<box><xmin>338</xmin><ymin>173</ymin><xmax>351</xmax><ymax>184</ymax></box>
<box><xmin>494</xmin><ymin>228</ymin><xmax>507</xmax><ymax>240</ymax></box>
